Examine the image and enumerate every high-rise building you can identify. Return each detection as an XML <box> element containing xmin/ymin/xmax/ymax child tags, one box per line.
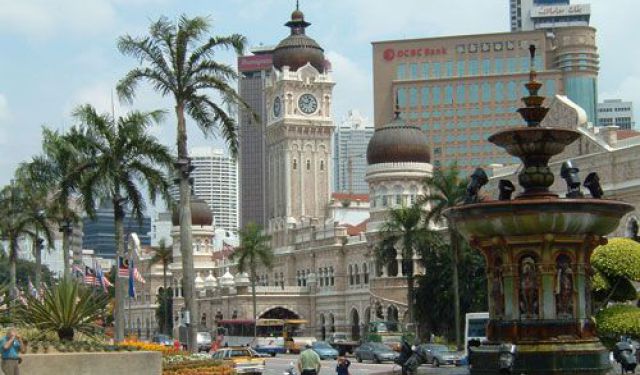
<box><xmin>189</xmin><ymin>147</ymin><xmax>239</xmax><ymax>233</ymax></box>
<box><xmin>82</xmin><ymin>201</ymin><xmax>151</xmax><ymax>259</ymax></box>
<box><xmin>597</xmin><ymin>99</ymin><xmax>635</xmax><ymax>130</ymax></box>
<box><xmin>510</xmin><ymin>0</ymin><xmax>590</xmax><ymax>32</ymax></box>
<box><xmin>238</xmin><ymin>48</ymin><xmax>273</xmax><ymax>230</ymax></box>
<box><xmin>333</xmin><ymin>110</ymin><xmax>374</xmax><ymax>194</ymax></box>
<box><xmin>372</xmin><ymin>27</ymin><xmax>598</xmax><ymax>171</ymax></box>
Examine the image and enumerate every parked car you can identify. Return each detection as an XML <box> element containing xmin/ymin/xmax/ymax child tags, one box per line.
<box><xmin>152</xmin><ymin>334</ymin><xmax>173</xmax><ymax>347</ymax></box>
<box><xmin>419</xmin><ymin>343</ymin><xmax>464</xmax><ymax>367</ymax></box>
<box><xmin>311</xmin><ymin>341</ymin><xmax>339</xmax><ymax>360</ymax></box>
<box><xmin>381</xmin><ymin>336</ymin><xmax>403</xmax><ymax>352</ymax></box>
<box><xmin>197</xmin><ymin>331</ymin><xmax>213</xmax><ymax>352</ymax></box>
<box><xmin>212</xmin><ymin>346</ymin><xmax>266</xmax><ymax>374</ymax></box>
<box><xmin>327</xmin><ymin>332</ymin><xmax>359</xmax><ymax>355</ymax></box>
<box><xmin>355</xmin><ymin>342</ymin><xmax>400</xmax><ymax>364</ymax></box>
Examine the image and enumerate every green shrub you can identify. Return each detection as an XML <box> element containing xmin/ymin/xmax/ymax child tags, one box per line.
<box><xmin>592</xmin><ymin>238</ymin><xmax>640</xmax><ymax>281</ymax></box>
<box><xmin>596</xmin><ymin>305</ymin><xmax>640</xmax><ymax>340</ymax></box>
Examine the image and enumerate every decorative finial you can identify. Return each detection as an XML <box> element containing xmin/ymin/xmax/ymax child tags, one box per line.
<box><xmin>296</xmin><ymin>0</ymin><xmax>299</xmax><ymax>11</ymax></box>
<box><xmin>394</xmin><ymin>92</ymin><xmax>401</xmax><ymax>120</ymax></box>
<box><xmin>516</xmin><ymin>44</ymin><xmax>548</xmax><ymax>127</ymax></box>
<box><xmin>528</xmin><ymin>44</ymin><xmax>537</xmax><ymax>82</ymax></box>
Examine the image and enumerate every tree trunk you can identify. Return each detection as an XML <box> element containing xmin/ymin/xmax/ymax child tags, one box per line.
<box><xmin>62</xmin><ymin>227</ymin><xmax>71</xmax><ymax>279</ymax></box>
<box><xmin>251</xmin><ymin>271</ymin><xmax>257</xmax><ymax>340</ymax></box>
<box><xmin>9</xmin><ymin>237</ymin><xmax>18</xmax><ymax>314</ymax></box>
<box><xmin>407</xmin><ymin>271</ymin><xmax>414</xmax><ymax>325</ymax></box>
<box><xmin>450</xmin><ymin>229</ymin><xmax>462</xmax><ymax>350</ymax></box>
<box><xmin>114</xmin><ymin>200</ymin><xmax>126</xmax><ymax>342</ymax></box>
<box><xmin>34</xmin><ymin>236</ymin><xmax>42</xmax><ymax>294</ymax></box>
<box><xmin>176</xmin><ymin>103</ymin><xmax>197</xmax><ymax>353</ymax></box>
<box><xmin>163</xmin><ymin>261</ymin><xmax>168</xmax><ymax>334</ymax></box>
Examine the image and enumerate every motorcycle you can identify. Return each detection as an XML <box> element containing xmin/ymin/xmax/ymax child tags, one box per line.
<box><xmin>395</xmin><ymin>340</ymin><xmax>426</xmax><ymax>375</ymax></box>
<box><xmin>614</xmin><ymin>337</ymin><xmax>637</xmax><ymax>374</ymax></box>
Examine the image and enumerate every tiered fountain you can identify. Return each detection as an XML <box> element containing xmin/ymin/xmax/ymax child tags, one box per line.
<box><xmin>445</xmin><ymin>46</ymin><xmax>634</xmax><ymax>374</ymax></box>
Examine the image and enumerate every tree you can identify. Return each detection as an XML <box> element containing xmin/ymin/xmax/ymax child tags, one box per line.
<box><xmin>231</xmin><ymin>223</ymin><xmax>274</xmax><ymax>339</ymax></box>
<box><xmin>420</xmin><ymin>165</ymin><xmax>468</xmax><ymax>349</ymax></box>
<box><xmin>375</xmin><ymin>204</ymin><xmax>438</xmax><ymax>325</ymax></box>
<box><xmin>0</xmin><ymin>181</ymin><xmax>53</xmax><ymax>309</ymax></box>
<box><xmin>68</xmin><ymin>104</ymin><xmax>173</xmax><ymax>342</ymax></box>
<box><xmin>150</xmin><ymin>238</ymin><xmax>173</xmax><ymax>334</ymax></box>
<box><xmin>117</xmin><ymin>15</ymin><xmax>253</xmax><ymax>352</ymax></box>
<box><xmin>0</xmin><ymin>258</ymin><xmax>55</xmax><ymax>291</ymax></box>
<box><xmin>155</xmin><ymin>289</ymin><xmax>173</xmax><ymax>336</ymax></box>
<box><xmin>591</xmin><ymin>237</ymin><xmax>640</xmax><ymax>310</ymax></box>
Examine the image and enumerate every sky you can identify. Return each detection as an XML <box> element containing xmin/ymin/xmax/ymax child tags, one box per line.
<box><xmin>0</xmin><ymin>0</ymin><xmax>639</xmax><ymax>191</ymax></box>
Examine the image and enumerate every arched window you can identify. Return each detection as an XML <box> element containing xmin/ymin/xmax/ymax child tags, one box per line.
<box><xmin>320</xmin><ymin>160</ymin><xmax>325</xmax><ymax>171</ymax></box>
<box><xmin>348</xmin><ymin>265</ymin><xmax>354</xmax><ymax>285</ymax></box>
<box><xmin>354</xmin><ymin>264</ymin><xmax>360</xmax><ymax>285</ymax></box>
<box><xmin>306</xmin><ymin>159</ymin><xmax>311</xmax><ymax>170</ymax></box>
<box><xmin>319</xmin><ymin>268</ymin><xmax>324</xmax><ymax>287</ymax></box>
<box><xmin>297</xmin><ymin>270</ymin><xmax>301</xmax><ymax>286</ymax></box>
<box><xmin>363</xmin><ymin>263</ymin><xmax>369</xmax><ymax>284</ymax></box>
<box><xmin>329</xmin><ymin>266</ymin><xmax>335</xmax><ymax>286</ymax></box>
<box><xmin>293</xmin><ymin>159</ymin><xmax>297</xmax><ymax>170</ymax></box>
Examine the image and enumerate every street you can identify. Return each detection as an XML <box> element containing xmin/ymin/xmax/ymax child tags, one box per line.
<box><xmin>262</xmin><ymin>355</ymin><xmax>470</xmax><ymax>375</ymax></box>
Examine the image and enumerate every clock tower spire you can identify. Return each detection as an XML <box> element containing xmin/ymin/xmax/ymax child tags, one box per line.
<box><xmin>265</xmin><ymin>5</ymin><xmax>335</xmax><ymax>241</ymax></box>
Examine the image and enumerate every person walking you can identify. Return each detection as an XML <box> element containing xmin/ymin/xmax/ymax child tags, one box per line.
<box><xmin>336</xmin><ymin>356</ymin><xmax>351</xmax><ymax>375</ymax></box>
<box><xmin>0</xmin><ymin>328</ymin><xmax>26</xmax><ymax>375</ymax></box>
<box><xmin>298</xmin><ymin>343</ymin><xmax>321</xmax><ymax>375</ymax></box>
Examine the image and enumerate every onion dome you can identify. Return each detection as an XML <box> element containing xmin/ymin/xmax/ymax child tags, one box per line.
<box><xmin>205</xmin><ymin>270</ymin><xmax>217</xmax><ymax>289</ymax></box>
<box><xmin>366</xmin><ymin>106</ymin><xmax>431</xmax><ymax>165</ymax></box>
<box><xmin>220</xmin><ymin>269</ymin><xmax>235</xmax><ymax>287</ymax></box>
<box><xmin>171</xmin><ymin>195</ymin><xmax>213</xmax><ymax>226</ymax></box>
<box><xmin>194</xmin><ymin>272</ymin><xmax>205</xmax><ymax>290</ymax></box>
<box><xmin>272</xmin><ymin>4</ymin><xmax>325</xmax><ymax>72</ymax></box>
<box><xmin>234</xmin><ymin>272</ymin><xmax>250</xmax><ymax>287</ymax></box>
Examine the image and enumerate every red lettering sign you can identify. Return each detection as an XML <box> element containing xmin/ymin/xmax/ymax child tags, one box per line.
<box><xmin>382</xmin><ymin>46</ymin><xmax>448</xmax><ymax>61</ymax></box>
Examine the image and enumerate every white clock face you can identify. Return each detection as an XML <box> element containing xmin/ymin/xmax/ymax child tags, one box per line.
<box><xmin>298</xmin><ymin>93</ymin><xmax>318</xmax><ymax>114</ymax></box>
<box><xmin>273</xmin><ymin>96</ymin><xmax>281</xmax><ymax>118</ymax></box>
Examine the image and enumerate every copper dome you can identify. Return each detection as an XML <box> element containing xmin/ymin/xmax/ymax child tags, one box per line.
<box><xmin>366</xmin><ymin>117</ymin><xmax>431</xmax><ymax>165</ymax></box>
<box><xmin>272</xmin><ymin>8</ymin><xmax>325</xmax><ymax>73</ymax></box>
<box><xmin>172</xmin><ymin>195</ymin><xmax>213</xmax><ymax>227</ymax></box>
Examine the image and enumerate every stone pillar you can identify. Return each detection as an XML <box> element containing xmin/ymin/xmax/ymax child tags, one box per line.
<box><xmin>397</xmin><ymin>256</ymin><xmax>403</xmax><ymax>277</ymax></box>
<box><xmin>382</xmin><ymin>264</ymin><xmax>388</xmax><ymax>277</ymax></box>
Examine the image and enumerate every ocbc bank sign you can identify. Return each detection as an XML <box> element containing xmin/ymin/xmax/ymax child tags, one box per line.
<box><xmin>383</xmin><ymin>46</ymin><xmax>447</xmax><ymax>61</ymax></box>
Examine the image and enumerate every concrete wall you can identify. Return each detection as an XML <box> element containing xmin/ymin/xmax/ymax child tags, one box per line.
<box><xmin>20</xmin><ymin>351</ymin><xmax>162</xmax><ymax>375</ymax></box>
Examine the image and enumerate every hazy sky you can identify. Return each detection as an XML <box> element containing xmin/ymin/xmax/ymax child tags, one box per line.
<box><xmin>0</xmin><ymin>0</ymin><xmax>638</xmax><ymax>188</ymax></box>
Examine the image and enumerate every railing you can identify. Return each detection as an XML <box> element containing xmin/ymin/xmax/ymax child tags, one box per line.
<box><xmin>253</xmin><ymin>285</ymin><xmax>309</xmax><ymax>294</ymax></box>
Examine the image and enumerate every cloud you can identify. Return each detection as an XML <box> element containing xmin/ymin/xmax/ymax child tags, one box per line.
<box><xmin>0</xmin><ymin>94</ymin><xmax>9</xmax><ymax>146</ymax></box>
<box><xmin>325</xmin><ymin>50</ymin><xmax>372</xmax><ymax>122</ymax></box>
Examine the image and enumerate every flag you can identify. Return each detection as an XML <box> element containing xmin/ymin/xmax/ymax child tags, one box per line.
<box><xmin>118</xmin><ymin>256</ymin><xmax>130</xmax><ymax>277</ymax></box>
<box><xmin>102</xmin><ymin>273</ymin><xmax>113</xmax><ymax>288</ymax></box>
<box><xmin>128</xmin><ymin>257</ymin><xmax>136</xmax><ymax>298</ymax></box>
<box><xmin>95</xmin><ymin>263</ymin><xmax>107</xmax><ymax>293</ymax></box>
<box><xmin>28</xmin><ymin>278</ymin><xmax>37</xmax><ymax>297</ymax></box>
<box><xmin>72</xmin><ymin>264</ymin><xmax>85</xmax><ymax>278</ymax></box>
<box><xmin>222</xmin><ymin>241</ymin><xmax>235</xmax><ymax>252</ymax></box>
<box><xmin>84</xmin><ymin>266</ymin><xmax>97</xmax><ymax>285</ymax></box>
<box><xmin>133</xmin><ymin>267</ymin><xmax>146</xmax><ymax>284</ymax></box>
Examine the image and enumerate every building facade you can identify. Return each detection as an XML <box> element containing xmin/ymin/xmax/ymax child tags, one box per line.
<box><xmin>238</xmin><ymin>49</ymin><xmax>273</xmax><ymax>229</ymax></box>
<box><xmin>333</xmin><ymin>110</ymin><xmax>375</xmax><ymax>195</ymax></box>
<box><xmin>82</xmin><ymin>201</ymin><xmax>150</xmax><ymax>260</ymax></box>
<box><xmin>189</xmin><ymin>147</ymin><xmax>239</xmax><ymax>233</ymax></box>
<box><xmin>372</xmin><ymin>26</ymin><xmax>599</xmax><ymax>171</ymax></box>
<box><xmin>597</xmin><ymin>99</ymin><xmax>635</xmax><ymax>130</ymax></box>
<box><xmin>510</xmin><ymin>0</ymin><xmax>590</xmax><ymax>32</ymax></box>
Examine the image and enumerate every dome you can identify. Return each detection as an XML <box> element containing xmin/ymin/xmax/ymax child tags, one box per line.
<box><xmin>234</xmin><ymin>272</ymin><xmax>250</xmax><ymax>286</ymax></box>
<box><xmin>171</xmin><ymin>195</ymin><xmax>213</xmax><ymax>226</ymax></box>
<box><xmin>220</xmin><ymin>269</ymin><xmax>235</xmax><ymax>287</ymax></box>
<box><xmin>272</xmin><ymin>8</ymin><xmax>325</xmax><ymax>72</ymax></box>
<box><xmin>366</xmin><ymin>113</ymin><xmax>431</xmax><ymax>165</ymax></box>
<box><xmin>205</xmin><ymin>271</ymin><xmax>217</xmax><ymax>289</ymax></box>
<box><xmin>194</xmin><ymin>272</ymin><xmax>205</xmax><ymax>290</ymax></box>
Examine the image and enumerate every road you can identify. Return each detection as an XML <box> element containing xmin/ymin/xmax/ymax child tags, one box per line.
<box><xmin>262</xmin><ymin>354</ymin><xmax>470</xmax><ymax>375</ymax></box>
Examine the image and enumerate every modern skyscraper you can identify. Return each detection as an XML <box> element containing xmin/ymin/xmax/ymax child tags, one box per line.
<box><xmin>510</xmin><ymin>0</ymin><xmax>590</xmax><ymax>32</ymax></box>
<box><xmin>372</xmin><ymin>26</ymin><xmax>599</xmax><ymax>171</ymax></box>
<box><xmin>333</xmin><ymin>110</ymin><xmax>374</xmax><ymax>194</ymax></box>
<box><xmin>597</xmin><ymin>99</ymin><xmax>635</xmax><ymax>130</ymax></box>
<box><xmin>189</xmin><ymin>147</ymin><xmax>239</xmax><ymax>233</ymax></box>
<box><xmin>238</xmin><ymin>48</ymin><xmax>273</xmax><ymax>230</ymax></box>
<box><xmin>82</xmin><ymin>201</ymin><xmax>151</xmax><ymax>259</ymax></box>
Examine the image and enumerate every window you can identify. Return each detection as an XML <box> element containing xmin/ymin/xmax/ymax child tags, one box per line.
<box><xmin>396</xmin><ymin>64</ymin><xmax>406</xmax><ymax>80</ymax></box>
<box><xmin>495</xmin><ymin>58</ymin><xmax>504</xmax><ymax>73</ymax></box>
<box><xmin>354</xmin><ymin>265</ymin><xmax>360</xmax><ymax>285</ymax></box>
<box><xmin>433</xmin><ymin>62</ymin><xmax>441</xmax><ymax>78</ymax></box>
<box><xmin>363</xmin><ymin>263</ymin><xmax>369</xmax><ymax>284</ymax></box>
<box><xmin>469</xmin><ymin>84</ymin><xmax>479</xmax><ymax>102</ymax></box>
<box><xmin>293</xmin><ymin>159</ymin><xmax>297</xmax><ymax>170</ymax></box>
<box><xmin>396</xmin><ymin>195</ymin><xmax>402</xmax><ymax>205</ymax></box>
<box><xmin>422</xmin><ymin>63</ymin><xmax>430</xmax><ymax>78</ymax></box>
<box><xmin>482</xmin><ymin>59</ymin><xmax>491</xmax><ymax>74</ymax></box>
<box><xmin>508</xmin><ymin>81</ymin><xmax>517</xmax><ymax>101</ymax></box>
<box><xmin>421</xmin><ymin>87</ymin><xmax>430</xmax><ymax>107</ymax></box>
<box><xmin>469</xmin><ymin>59</ymin><xmax>478</xmax><ymax>75</ymax></box>
<box><xmin>432</xmin><ymin>86</ymin><xmax>441</xmax><ymax>105</ymax></box>
<box><xmin>545</xmin><ymin>79</ymin><xmax>556</xmax><ymax>97</ymax></box>
<box><xmin>320</xmin><ymin>160</ymin><xmax>324</xmax><ymax>171</ymax></box>
<box><xmin>444</xmin><ymin>85</ymin><xmax>453</xmax><ymax>104</ymax></box>
<box><xmin>306</xmin><ymin>160</ymin><xmax>311</xmax><ymax>170</ymax></box>
<box><xmin>348</xmin><ymin>265</ymin><xmax>354</xmax><ymax>285</ymax></box>
<box><xmin>456</xmin><ymin>85</ymin><xmax>465</xmax><ymax>104</ymax></box>
<box><xmin>409</xmin><ymin>63</ymin><xmax>418</xmax><ymax>79</ymax></box>
<box><xmin>409</xmin><ymin>88</ymin><xmax>418</xmax><ymax>107</ymax></box>
<box><xmin>482</xmin><ymin>82</ymin><xmax>491</xmax><ymax>103</ymax></box>
<box><xmin>398</xmin><ymin>88</ymin><xmax>406</xmax><ymax>107</ymax></box>
<box><xmin>508</xmin><ymin>57</ymin><xmax>517</xmax><ymax>73</ymax></box>
<box><xmin>445</xmin><ymin>61</ymin><xmax>453</xmax><ymax>77</ymax></box>
<box><xmin>330</xmin><ymin>267</ymin><xmax>335</xmax><ymax>286</ymax></box>
<box><xmin>457</xmin><ymin>60</ymin><xmax>465</xmax><ymax>76</ymax></box>
<box><xmin>495</xmin><ymin>82</ymin><xmax>504</xmax><ymax>102</ymax></box>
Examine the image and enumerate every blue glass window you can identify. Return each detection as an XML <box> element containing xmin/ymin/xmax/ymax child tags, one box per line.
<box><xmin>397</xmin><ymin>64</ymin><xmax>406</xmax><ymax>80</ymax></box>
<box><xmin>410</xmin><ymin>63</ymin><xmax>418</xmax><ymax>79</ymax></box>
<box><xmin>469</xmin><ymin>84</ymin><xmax>479</xmax><ymax>102</ymax></box>
<box><xmin>433</xmin><ymin>62</ymin><xmax>441</xmax><ymax>78</ymax></box>
<box><xmin>445</xmin><ymin>85</ymin><xmax>454</xmax><ymax>104</ymax></box>
<box><xmin>456</xmin><ymin>85</ymin><xmax>465</xmax><ymax>104</ymax></box>
<box><xmin>398</xmin><ymin>88</ymin><xmax>407</xmax><ymax>106</ymax></box>
<box><xmin>445</xmin><ymin>61</ymin><xmax>453</xmax><ymax>77</ymax></box>
<box><xmin>409</xmin><ymin>88</ymin><xmax>418</xmax><ymax>107</ymax></box>
<box><xmin>433</xmin><ymin>135</ymin><xmax>441</xmax><ymax>142</ymax></box>
<box><xmin>422</xmin><ymin>63</ymin><xmax>430</xmax><ymax>78</ymax></box>
<box><xmin>482</xmin><ymin>59</ymin><xmax>491</xmax><ymax>74</ymax></box>
<box><xmin>495</xmin><ymin>58</ymin><xmax>504</xmax><ymax>73</ymax></box>
<box><xmin>447</xmin><ymin>134</ymin><xmax>455</xmax><ymax>142</ymax></box>
<box><xmin>457</xmin><ymin>61</ymin><xmax>465</xmax><ymax>76</ymax></box>
<box><xmin>535</xmin><ymin>56</ymin><xmax>543</xmax><ymax>71</ymax></box>
<box><xmin>495</xmin><ymin>82</ymin><xmax>504</xmax><ymax>102</ymax></box>
<box><xmin>469</xmin><ymin>59</ymin><xmax>478</xmax><ymax>75</ymax></box>
<box><xmin>432</xmin><ymin>86</ymin><xmax>441</xmax><ymax>105</ymax></box>
<box><xmin>432</xmin><ymin>123</ymin><xmax>441</xmax><ymax>130</ymax></box>
<box><xmin>507</xmin><ymin>81</ymin><xmax>517</xmax><ymax>101</ymax></box>
<box><xmin>421</xmin><ymin>87</ymin><xmax>430</xmax><ymax>106</ymax></box>
<box><xmin>508</xmin><ymin>58</ymin><xmax>517</xmax><ymax>73</ymax></box>
<box><xmin>521</xmin><ymin>57</ymin><xmax>529</xmax><ymax>71</ymax></box>
<box><xmin>482</xmin><ymin>82</ymin><xmax>491</xmax><ymax>102</ymax></box>
<box><xmin>545</xmin><ymin>79</ymin><xmax>556</xmax><ymax>97</ymax></box>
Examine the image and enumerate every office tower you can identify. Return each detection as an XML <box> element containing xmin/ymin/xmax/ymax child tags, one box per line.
<box><xmin>189</xmin><ymin>147</ymin><xmax>239</xmax><ymax>233</ymax></box>
<box><xmin>372</xmin><ymin>26</ymin><xmax>598</xmax><ymax>171</ymax></box>
<box><xmin>333</xmin><ymin>110</ymin><xmax>374</xmax><ymax>194</ymax></box>
<box><xmin>598</xmin><ymin>99</ymin><xmax>635</xmax><ymax>130</ymax></box>
<box><xmin>510</xmin><ymin>0</ymin><xmax>590</xmax><ymax>32</ymax></box>
<box><xmin>238</xmin><ymin>48</ymin><xmax>273</xmax><ymax>229</ymax></box>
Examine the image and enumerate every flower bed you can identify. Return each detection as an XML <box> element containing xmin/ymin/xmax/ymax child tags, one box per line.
<box><xmin>163</xmin><ymin>360</ymin><xmax>232</xmax><ymax>375</ymax></box>
<box><xmin>119</xmin><ymin>340</ymin><xmax>187</xmax><ymax>356</ymax></box>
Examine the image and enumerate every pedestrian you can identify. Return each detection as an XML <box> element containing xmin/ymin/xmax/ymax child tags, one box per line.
<box><xmin>336</xmin><ymin>356</ymin><xmax>351</xmax><ymax>375</ymax></box>
<box><xmin>298</xmin><ymin>343</ymin><xmax>321</xmax><ymax>375</ymax></box>
<box><xmin>0</xmin><ymin>328</ymin><xmax>26</xmax><ymax>375</ymax></box>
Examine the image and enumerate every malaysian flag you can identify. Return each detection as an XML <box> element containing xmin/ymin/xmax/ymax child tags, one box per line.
<box><xmin>95</xmin><ymin>263</ymin><xmax>107</xmax><ymax>292</ymax></box>
<box><xmin>84</xmin><ymin>266</ymin><xmax>97</xmax><ymax>285</ymax></box>
<box><xmin>133</xmin><ymin>267</ymin><xmax>146</xmax><ymax>284</ymax></box>
<box><xmin>118</xmin><ymin>256</ymin><xmax>130</xmax><ymax>277</ymax></box>
<box><xmin>72</xmin><ymin>264</ymin><xmax>85</xmax><ymax>278</ymax></box>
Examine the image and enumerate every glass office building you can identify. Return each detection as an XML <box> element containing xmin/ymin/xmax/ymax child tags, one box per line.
<box><xmin>333</xmin><ymin>110</ymin><xmax>374</xmax><ymax>194</ymax></box>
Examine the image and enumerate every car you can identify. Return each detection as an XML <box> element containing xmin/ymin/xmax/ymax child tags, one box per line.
<box><xmin>212</xmin><ymin>346</ymin><xmax>266</xmax><ymax>374</ymax></box>
<box><xmin>197</xmin><ymin>331</ymin><xmax>213</xmax><ymax>352</ymax></box>
<box><xmin>354</xmin><ymin>342</ymin><xmax>400</xmax><ymax>364</ymax></box>
<box><xmin>151</xmin><ymin>334</ymin><xmax>173</xmax><ymax>347</ymax></box>
<box><xmin>381</xmin><ymin>336</ymin><xmax>403</xmax><ymax>352</ymax></box>
<box><xmin>248</xmin><ymin>347</ymin><xmax>271</xmax><ymax>358</ymax></box>
<box><xmin>419</xmin><ymin>343</ymin><xmax>464</xmax><ymax>367</ymax></box>
<box><xmin>311</xmin><ymin>341</ymin><xmax>339</xmax><ymax>360</ymax></box>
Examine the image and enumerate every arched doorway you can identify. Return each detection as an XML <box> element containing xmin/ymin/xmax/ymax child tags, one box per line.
<box><xmin>351</xmin><ymin>309</ymin><xmax>360</xmax><ymax>341</ymax></box>
<box><xmin>320</xmin><ymin>314</ymin><xmax>326</xmax><ymax>340</ymax></box>
<box><xmin>387</xmin><ymin>305</ymin><xmax>399</xmax><ymax>322</ymax></box>
<box><xmin>259</xmin><ymin>307</ymin><xmax>300</xmax><ymax>320</ymax></box>
<box><xmin>328</xmin><ymin>314</ymin><xmax>335</xmax><ymax>334</ymax></box>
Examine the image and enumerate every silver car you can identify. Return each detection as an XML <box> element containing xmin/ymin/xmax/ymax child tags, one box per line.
<box><xmin>419</xmin><ymin>343</ymin><xmax>463</xmax><ymax>367</ymax></box>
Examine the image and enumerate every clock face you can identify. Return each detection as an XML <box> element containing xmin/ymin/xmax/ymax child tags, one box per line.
<box><xmin>298</xmin><ymin>93</ymin><xmax>318</xmax><ymax>114</ymax></box>
<box><xmin>273</xmin><ymin>96</ymin><xmax>281</xmax><ymax>118</ymax></box>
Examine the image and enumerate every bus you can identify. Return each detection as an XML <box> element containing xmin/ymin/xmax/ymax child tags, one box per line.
<box><xmin>464</xmin><ymin>312</ymin><xmax>489</xmax><ymax>356</ymax></box>
<box><xmin>216</xmin><ymin>319</ymin><xmax>255</xmax><ymax>347</ymax></box>
<box><xmin>215</xmin><ymin>319</ymin><xmax>307</xmax><ymax>353</ymax></box>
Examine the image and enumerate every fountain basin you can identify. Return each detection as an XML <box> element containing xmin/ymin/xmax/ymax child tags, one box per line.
<box><xmin>447</xmin><ymin>198</ymin><xmax>634</xmax><ymax>240</ymax></box>
<box><xmin>488</xmin><ymin>127</ymin><xmax>580</xmax><ymax>160</ymax></box>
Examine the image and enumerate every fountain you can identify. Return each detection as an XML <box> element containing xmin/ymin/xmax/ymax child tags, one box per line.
<box><xmin>445</xmin><ymin>46</ymin><xmax>634</xmax><ymax>375</ymax></box>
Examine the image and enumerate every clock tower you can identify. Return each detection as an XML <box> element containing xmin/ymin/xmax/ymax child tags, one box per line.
<box><xmin>265</xmin><ymin>5</ymin><xmax>335</xmax><ymax>235</ymax></box>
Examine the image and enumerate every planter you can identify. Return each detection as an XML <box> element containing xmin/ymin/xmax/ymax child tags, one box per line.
<box><xmin>20</xmin><ymin>351</ymin><xmax>162</xmax><ymax>375</ymax></box>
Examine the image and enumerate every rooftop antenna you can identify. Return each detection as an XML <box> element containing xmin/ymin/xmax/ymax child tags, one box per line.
<box><xmin>296</xmin><ymin>0</ymin><xmax>299</xmax><ymax>10</ymax></box>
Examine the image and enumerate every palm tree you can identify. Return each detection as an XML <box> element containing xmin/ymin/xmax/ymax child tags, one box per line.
<box><xmin>0</xmin><ymin>180</ymin><xmax>53</xmax><ymax>309</ymax></box>
<box><xmin>116</xmin><ymin>15</ymin><xmax>253</xmax><ymax>351</ymax></box>
<box><xmin>420</xmin><ymin>165</ymin><xmax>467</xmax><ymax>349</ymax></box>
<box><xmin>68</xmin><ymin>104</ymin><xmax>173</xmax><ymax>343</ymax></box>
<box><xmin>231</xmin><ymin>223</ymin><xmax>274</xmax><ymax>339</ymax></box>
<box><xmin>150</xmin><ymin>238</ymin><xmax>173</xmax><ymax>334</ymax></box>
<box><xmin>376</xmin><ymin>204</ymin><xmax>438</xmax><ymax>326</ymax></box>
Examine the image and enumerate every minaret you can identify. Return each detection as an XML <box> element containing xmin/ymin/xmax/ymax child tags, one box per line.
<box><xmin>265</xmin><ymin>5</ymin><xmax>335</xmax><ymax>236</ymax></box>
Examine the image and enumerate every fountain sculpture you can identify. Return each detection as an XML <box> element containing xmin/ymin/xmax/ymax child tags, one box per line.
<box><xmin>445</xmin><ymin>46</ymin><xmax>634</xmax><ymax>374</ymax></box>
